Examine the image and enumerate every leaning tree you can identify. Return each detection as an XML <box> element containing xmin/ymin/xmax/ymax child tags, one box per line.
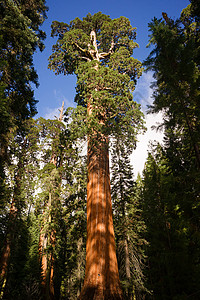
<box><xmin>49</xmin><ymin>12</ymin><xmax>144</xmax><ymax>300</ymax></box>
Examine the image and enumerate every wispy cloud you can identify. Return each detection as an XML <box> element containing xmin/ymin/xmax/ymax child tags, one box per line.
<box><xmin>133</xmin><ymin>71</ymin><xmax>155</xmax><ymax>112</ymax></box>
<box><xmin>44</xmin><ymin>106</ymin><xmax>62</xmax><ymax>120</ymax></box>
<box><xmin>53</xmin><ymin>90</ymin><xmax>75</xmax><ymax>108</ymax></box>
<box><xmin>44</xmin><ymin>91</ymin><xmax>75</xmax><ymax>120</ymax></box>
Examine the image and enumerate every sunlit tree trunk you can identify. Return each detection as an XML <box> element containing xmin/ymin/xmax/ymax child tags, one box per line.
<box><xmin>79</xmin><ymin>131</ymin><xmax>123</xmax><ymax>299</ymax></box>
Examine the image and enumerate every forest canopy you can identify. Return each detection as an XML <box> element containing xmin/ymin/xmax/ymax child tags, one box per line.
<box><xmin>0</xmin><ymin>0</ymin><xmax>200</xmax><ymax>300</ymax></box>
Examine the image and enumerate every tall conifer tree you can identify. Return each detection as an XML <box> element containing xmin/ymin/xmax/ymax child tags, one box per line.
<box><xmin>111</xmin><ymin>139</ymin><xmax>146</xmax><ymax>299</ymax></box>
<box><xmin>49</xmin><ymin>12</ymin><xmax>144</xmax><ymax>299</ymax></box>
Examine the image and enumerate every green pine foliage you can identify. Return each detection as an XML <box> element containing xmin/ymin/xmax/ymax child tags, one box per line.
<box><xmin>141</xmin><ymin>2</ymin><xmax>200</xmax><ymax>298</ymax></box>
<box><xmin>142</xmin><ymin>143</ymin><xmax>200</xmax><ymax>299</ymax></box>
<box><xmin>1</xmin><ymin>2</ymin><xmax>200</xmax><ymax>300</ymax></box>
<box><xmin>0</xmin><ymin>0</ymin><xmax>48</xmax><ymax>132</ymax></box>
<box><xmin>0</xmin><ymin>0</ymin><xmax>48</xmax><ymax>221</ymax></box>
<box><xmin>0</xmin><ymin>119</ymin><xmax>41</xmax><ymax>299</ymax></box>
<box><xmin>144</xmin><ymin>1</ymin><xmax>200</xmax><ymax>170</ymax></box>
<box><xmin>111</xmin><ymin>139</ymin><xmax>147</xmax><ymax>299</ymax></box>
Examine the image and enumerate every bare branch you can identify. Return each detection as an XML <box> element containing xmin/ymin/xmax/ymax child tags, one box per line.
<box><xmin>73</xmin><ymin>42</ymin><xmax>93</xmax><ymax>60</ymax></box>
<box><xmin>99</xmin><ymin>39</ymin><xmax>115</xmax><ymax>59</ymax></box>
<box><xmin>80</xmin><ymin>56</ymin><xmax>91</xmax><ymax>61</ymax></box>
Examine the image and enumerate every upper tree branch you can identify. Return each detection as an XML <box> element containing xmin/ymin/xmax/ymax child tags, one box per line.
<box><xmin>99</xmin><ymin>38</ymin><xmax>115</xmax><ymax>59</ymax></box>
<box><xmin>73</xmin><ymin>32</ymin><xmax>115</xmax><ymax>62</ymax></box>
<box><xmin>73</xmin><ymin>42</ymin><xmax>93</xmax><ymax>60</ymax></box>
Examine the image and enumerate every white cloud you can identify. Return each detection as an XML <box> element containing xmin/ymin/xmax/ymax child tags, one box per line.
<box><xmin>44</xmin><ymin>106</ymin><xmax>62</xmax><ymax>120</ymax></box>
<box><xmin>131</xmin><ymin>72</ymin><xmax>164</xmax><ymax>178</ymax></box>
<box><xmin>133</xmin><ymin>71</ymin><xmax>155</xmax><ymax>112</ymax></box>
<box><xmin>44</xmin><ymin>91</ymin><xmax>76</xmax><ymax>120</ymax></box>
<box><xmin>131</xmin><ymin>112</ymin><xmax>164</xmax><ymax>178</ymax></box>
<box><xmin>54</xmin><ymin>90</ymin><xmax>75</xmax><ymax>108</ymax></box>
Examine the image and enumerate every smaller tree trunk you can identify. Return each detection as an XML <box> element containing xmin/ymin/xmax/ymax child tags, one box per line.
<box><xmin>39</xmin><ymin>104</ymin><xmax>64</xmax><ymax>299</ymax></box>
<box><xmin>0</xmin><ymin>197</ymin><xmax>18</xmax><ymax>295</ymax></box>
<box><xmin>39</xmin><ymin>193</ymin><xmax>55</xmax><ymax>300</ymax></box>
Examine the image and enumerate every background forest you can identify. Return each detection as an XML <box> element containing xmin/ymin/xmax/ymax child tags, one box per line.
<box><xmin>0</xmin><ymin>0</ymin><xmax>200</xmax><ymax>299</ymax></box>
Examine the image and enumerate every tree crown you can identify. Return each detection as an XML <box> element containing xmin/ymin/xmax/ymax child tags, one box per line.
<box><xmin>49</xmin><ymin>12</ymin><xmax>145</xmax><ymax>150</ymax></box>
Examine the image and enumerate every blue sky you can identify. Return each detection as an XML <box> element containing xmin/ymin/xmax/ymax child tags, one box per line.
<box><xmin>33</xmin><ymin>0</ymin><xmax>190</xmax><ymax>118</ymax></box>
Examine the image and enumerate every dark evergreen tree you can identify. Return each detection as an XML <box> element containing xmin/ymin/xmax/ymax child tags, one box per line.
<box><xmin>35</xmin><ymin>106</ymin><xmax>87</xmax><ymax>300</ymax></box>
<box><xmin>141</xmin><ymin>2</ymin><xmax>200</xmax><ymax>298</ymax></box>
<box><xmin>60</xmin><ymin>157</ymin><xmax>87</xmax><ymax>299</ymax></box>
<box><xmin>0</xmin><ymin>0</ymin><xmax>48</xmax><ymax>218</ymax></box>
<box><xmin>142</xmin><ymin>143</ymin><xmax>200</xmax><ymax>299</ymax></box>
<box><xmin>144</xmin><ymin>1</ymin><xmax>200</xmax><ymax>170</ymax></box>
<box><xmin>0</xmin><ymin>119</ymin><xmax>40</xmax><ymax>298</ymax></box>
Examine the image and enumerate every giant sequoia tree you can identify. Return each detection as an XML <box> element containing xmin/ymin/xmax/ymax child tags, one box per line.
<box><xmin>49</xmin><ymin>12</ymin><xmax>144</xmax><ymax>299</ymax></box>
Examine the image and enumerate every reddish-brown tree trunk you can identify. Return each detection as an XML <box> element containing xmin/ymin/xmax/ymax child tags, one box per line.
<box><xmin>0</xmin><ymin>234</ymin><xmax>11</xmax><ymax>294</ymax></box>
<box><xmin>78</xmin><ymin>135</ymin><xmax>123</xmax><ymax>300</ymax></box>
<box><xmin>0</xmin><ymin>196</ymin><xmax>18</xmax><ymax>295</ymax></box>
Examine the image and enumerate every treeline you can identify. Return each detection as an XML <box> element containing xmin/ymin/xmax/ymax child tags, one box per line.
<box><xmin>0</xmin><ymin>0</ymin><xmax>200</xmax><ymax>300</ymax></box>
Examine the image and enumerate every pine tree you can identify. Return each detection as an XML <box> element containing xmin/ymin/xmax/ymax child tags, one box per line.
<box><xmin>142</xmin><ymin>142</ymin><xmax>200</xmax><ymax>299</ymax></box>
<box><xmin>111</xmin><ymin>139</ymin><xmax>147</xmax><ymax>300</ymax></box>
<box><xmin>0</xmin><ymin>0</ymin><xmax>48</xmax><ymax>148</ymax></box>
<box><xmin>0</xmin><ymin>119</ymin><xmax>40</xmax><ymax>298</ymax></box>
<box><xmin>36</xmin><ymin>106</ymin><xmax>66</xmax><ymax>300</ymax></box>
<box><xmin>60</xmin><ymin>156</ymin><xmax>87</xmax><ymax>299</ymax></box>
<box><xmin>49</xmin><ymin>12</ymin><xmax>144</xmax><ymax>299</ymax></box>
<box><xmin>142</xmin><ymin>4</ymin><xmax>200</xmax><ymax>297</ymax></box>
<box><xmin>144</xmin><ymin>2</ymin><xmax>200</xmax><ymax>169</ymax></box>
<box><xmin>0</xmin><ymin>0</ymin><xmax>48</xmax><ymax>221</ymax></box>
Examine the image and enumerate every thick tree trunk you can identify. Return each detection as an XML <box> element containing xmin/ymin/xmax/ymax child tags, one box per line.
<box><xmin>78</xmin><ymin>135</ymin><xmax>123</xmax><ymax>300</ymax></box>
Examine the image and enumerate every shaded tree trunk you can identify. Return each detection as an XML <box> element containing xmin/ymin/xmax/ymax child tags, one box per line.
<box><xmin>39</xmin><ymin>191</ymin><xmax>56</xmax><ymax>300</ymax></box>
<box><xmin>0</xmin><ymin>201</ymin><xmax>17</xmax><ymax>295</ymax></box>
<box><xmin>78</xmin><ymin>135</ymin><xmax>123</xmax><ymax>300</ymax></box>
<box><xmin>124</xmin><ymin>237</ymin><xmax>133</xmax><ymax>300</ymax></box>
<box><xmin>0</xmin><ymin>158</ymin><xmax>22</xmax><ymax>296</ymax></box>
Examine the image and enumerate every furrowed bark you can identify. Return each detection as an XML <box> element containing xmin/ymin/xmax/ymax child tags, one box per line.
<box><xmin>79</xmin><ymin>135</ymin><xmax>123</xmax><ymax>300</ymax></box>
<box><xmin>79</xmin><ymin>99</ymin><xmax>123</xmax><ymax>299</ymax></box>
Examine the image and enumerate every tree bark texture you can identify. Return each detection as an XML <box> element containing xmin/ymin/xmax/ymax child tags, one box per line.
<box><xmin>78</xmin><ymin>136</ymin><xmax>123</xmax><ymax>300</ymax></box>
<box><xmin>0</xmin><ymin>192</ymin><xmax>18</xmax><ymax>295</ymax></box>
